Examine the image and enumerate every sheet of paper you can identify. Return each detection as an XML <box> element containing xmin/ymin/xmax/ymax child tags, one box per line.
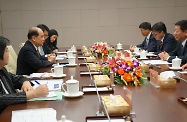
<box><xmin>31</xmin><ymin>79</ymin><xmax>63</xmax><ymax>91</ymax></box>
<box><xmin>56</xmin><ymin>55</ymin><xmax>66</xmax><ymax>58</ymax></box>
<box><xmin>28</xmin><ymin>91</ymin><xmax>62</xmax><ymax>101</ymax></box>
<box><xmin>178</xmin><ymin>71</ymin><xmax>187</xmax><ymax>74</ymax></box>
<box><xmin>78</xmin><ymin>56</ymin><xmax>86</xmax><ymax>59</ymax></box>
<box><xmin>83</xmin><ymin>87</ymin><xmax>108</xmax><ymax>92</ymax></box>
<box><xmin>11</xmin><ymin>108</ymin><xmax>57</xmax><ymax>122</ymax></box>
<box><xmin>142</xmin><ymin>60</ymin><xmax>171</xmax><ymax>65</ymax></box>
<box><xmin>87</xmin><ymin>119</ymin><xmax>125</xmax><ymax>122</ymax></box>
<box><xmin>80</xmin><ymin>72</ymin><xmax>100</xmax><ymax>75</ymax></box>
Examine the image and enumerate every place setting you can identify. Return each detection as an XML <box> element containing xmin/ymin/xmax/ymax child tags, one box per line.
<box><xmin>169</xmin><ymin>56</ymin><xmax>182</xmax><ymax>70</ymax></box>
<box><xmin>51</xmin><ymin>65</ymin><xmax>66</xmax><ymax>78</ymax></box>
<box><xmin>61</xmin><ymin>76</ymin><xmax>84</xmax><ymax>98</ymax></box>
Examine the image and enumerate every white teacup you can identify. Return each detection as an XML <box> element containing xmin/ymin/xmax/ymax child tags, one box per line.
<box><xmin>68</xmin><ymin>57</ymin><xmax>76</xmax><ymax>64</ymax></box>
<box><xmin>67</xmin><ymin>51</ymin><xmax>74</xmax><ymax>58</ymax></box>
<box><xmin>140</xmin><ymin>50</ymin><xmax>147</xmax><ymax>59</ymax></box>
<box><xmin>71</xmin><ymin>45</ymin><xmax>76</xmax><ymax>52</ymax></box>
<box><xmin>51</xmin><ymin>65</ymin><xmax>63</xmax><ymax>77</ymax></box>
<box><xmin>62</xmin><ymin>76</ymin><xmax>79</xmax><ymax>95</ymax></box>
<box><xmin>117</xmin><ymin>43</ymin><xmax>122</xmax><ymax>49</ymax></box>
<box><xmin>134</xmin><ymin>47</ymin><xmax>140</xmax><ymax>53</ymax></box>
<box><xmin>172</xmin><ymin>56</ymin><xmax>181</xmax><ymax>68</ymax></box>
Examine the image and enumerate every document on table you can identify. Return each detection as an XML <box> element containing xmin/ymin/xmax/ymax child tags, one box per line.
<box><xmin>83</xmin><ymin>87</ymin><xmax>108</xmax><ymax>92</ymax></box>
<box><xmin>11</xmin><ymin>108</ymin><xmax>57</xmax><ymax>122</ymax></box>
<box><xmin>142</xmin><ymin>60</ymin><xmax>171</xmax><ymax>65</ymax></box>
<box><xmin>28</xmin><ymin>91</ymin><xmax>62</xmax><ymax>101</ymax></box>
<box><xmin>87</xmin><ymin>119</ymin><xmax>125</xmax><ymax>122</ymax></box>
<box><xmin>31</xmin><ymin>79</ymin><xmax>63</xmax><ymax>91</ymax></box>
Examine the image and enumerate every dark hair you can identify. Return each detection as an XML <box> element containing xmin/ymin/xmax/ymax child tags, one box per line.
<box><xmin>37</xmin><ymin>24</ymin><xmax>50</xmax><ymax>32</ymax></box>
<box><xmin>27</xmin><ymin>27</ymin><xmax>39</xmax><ymax>39</ymax></box>
<box><xmin>152</xmin><ymin>22</ymin><xmax>167</xmax><ymax>33</ymax></box>
<box><xmin>47</xmin><ymin>29</ymin><xmax>58</xmax><ymax>46</ymax></box>
<box><xmin>175</xmin><ymin>20</ymin><xmax>187</xmax><ymax>32</ymax></box>
<box><xmin>0</xmin><ymin>36</ymin><xmax>10</xmax><ymax>60</ymax></box>
<box><xmin>139</xmin><ymin>22</ymin><xmax>151</xmax><ymax>30</ymax></box>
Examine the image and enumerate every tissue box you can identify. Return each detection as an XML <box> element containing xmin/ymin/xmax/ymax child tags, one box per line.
<box><xmin>94</xmin><ymin>75</ymin><xmax>111</xmax><ymax>86</ymax></box>
<box><xmin>158</xmin><ymin>75</ymin><xmax>176</xmax><ymax>88</ymax></box>
<box><xmin>84</xmin><ymin>52</ymin><xmax>92</xmax><ymax>57</ymax></box>
<box><xmin>86</xmin><ymin>57</ymin><xmax>96</xmax><ymax>63</ymax></box>
<box><xmin>89</xmin><ymin>64</ymin><xmax>101</xmax><ymax>71</ymax></box>
<box><xmin>101</xmin><ymin>95</ymin><xmax>130</xmax><ymax>116</ymax></box>
<box><xmin>142</xmin><ymin>64</ymin><xmax>150</xmax><ymax>73</ymax></box>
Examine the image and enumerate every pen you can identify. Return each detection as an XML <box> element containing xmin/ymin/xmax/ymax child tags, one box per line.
<box><xmin>34</xmin><ymin>80</ymin><xmax>41</xmax><ymax>85</ymax></box>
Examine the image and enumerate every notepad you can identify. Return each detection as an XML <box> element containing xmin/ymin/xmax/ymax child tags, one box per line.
<box><xmin>142</xmin><ymin>60</ymin><xmax>171</xmax><ymax>65</ymax></box>
<box><xmin>87</xmin><ymin>119</ymin><xmax>125</xmax><ymax>122</ymax></box>
<box><xmin>11</xmin><ymin>108</ymin><xmax>57</xmax><ymax>122</ymax></box>
<box><xmin>28</xmin><ymin>91</ymin><xmax>62</xmax><ymax>101</ymax></box>
<box><xmin>31</xmin><ymin>79</ymin><xmax>63</xmax><ymax>91</ymax></box>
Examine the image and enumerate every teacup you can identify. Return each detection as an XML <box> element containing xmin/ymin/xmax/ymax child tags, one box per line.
<box><xmin>117</xmin><ymin>43</ymin><xmax>122</xmax><ymax>49</ymax></box>
<box><xmin>71</xmin><ymin>45</ymin><xmax>76</xmax><ymax>52</ymax></box>
<box><xmin>140</xmin><ymin>50</ymin><xmax>147</xmax><ymax>59</ymax></box>
<box><xmin>134</xmin><ymin>47</ymin><xmax>140</xmax><ymax>53</ymax></box>
<box><xmin>51</xmin><ymin>65</ymin><xmax>63</xmax><ymax>77</ymax></box>
<box><xmin>68</xmin><ymin>57</ymin><xmax>76</xmax><ymax>64</ymax></box>
<box><xmin>62</xmin><ymin>76</ymin><xmax>79</xmax><ymax>95</ymax></box>
<box><xmin>172</xmin><ymin>56</ymin><xmax>181</xmax><ymax>68</ymax></box>
<box><xmin>67</xmin><ymin>51</ymin><xmax>74</xmax><ymax>58</ymax></box>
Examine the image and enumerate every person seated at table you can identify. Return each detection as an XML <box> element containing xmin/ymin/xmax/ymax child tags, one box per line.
<box><xmin>130</xmin><ymin>22</ymin><xmax>157</xmax><ymax>52</ymax></box>
<box><xmin>159</xmin><ymin>20</ymin><xmax>187</xmax><ymax>64</ymax></box>
<box><xmin>43</xmin><ymin>29</ymin><xmax>59</xmax><ymax>54</ymax></box>
<box><xmin>37</xmin><ymin>24</ymin><xmax>50</xmax><ymax>56</ymax></box>
<box><xmin>151</xmin><ymin>22</ymin><xmax>177</xmax><ymax>55</ymax></box>
<box><xmin>0</xmin><ymin>36</ymin><xmax>49</xmax><ymax>113</ymax></box>
<box><xmin>16</xmin><ymin>27</ymin><xmax>56</xmax><ymax>75</ymax></box>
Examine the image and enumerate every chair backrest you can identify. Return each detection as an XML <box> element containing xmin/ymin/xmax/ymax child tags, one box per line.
<box><xmin>4</xmin><ymin>45</ymin><xmax>17</xmax><ymax>74</ymax></box>
<box><xmin>19</xmin><ymin>43</ymin><xmax>25</xmax><ymax>50</ymax></box>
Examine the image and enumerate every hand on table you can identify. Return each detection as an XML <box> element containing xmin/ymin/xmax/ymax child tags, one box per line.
<box><xmin>21</xmin><ymin>81</ymin><xmax>33</xmax><ymax>92</ymax></box>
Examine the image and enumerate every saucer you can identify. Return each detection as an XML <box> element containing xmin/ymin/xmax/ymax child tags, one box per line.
<box><xmin>52</xmin><ymin>74</ymin><xmax>66</xmax><ymax>78</ymax></box>
<box><xmin>62</xmin><ymin>91</ymin><xmax>84</xmax><ymax>98</ymax></box>
<box><xmin>66</xmin><ymin>64</ymin><xmax>78</xmax><ymax>67</ymax></box>
<box><xmin>116</xmin><ymin>47</ymin><xmax>123</xmax><ymax>50</ymax></box>
<box><xmin>169</xmin><ymin>67</ymin><xmax>182</xmax><ymax>70</ymax></box>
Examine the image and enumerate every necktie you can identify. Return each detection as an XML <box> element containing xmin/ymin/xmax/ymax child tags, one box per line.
<box><xmin>181</xmin><ymin>44</ymin><xmax>185</xmax><ymax>55</ymax></box>
<box><xmin>146</xmin><ymin>38</ymin><xmax>149</xmax><ymax>47</ymax></box>
<box><xmin>159</xmin><ymin>41</ymin><xmax>163</xmax><ymax>51</ymax></box>
<box><xmin>36</xmin><ymin>49</ymin><xmax>40</xmax><ymax>58</ymax></box>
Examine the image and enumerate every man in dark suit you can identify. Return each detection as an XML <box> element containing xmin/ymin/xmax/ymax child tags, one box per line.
<box><xmin>159</xmin><ymin>20</ymin><xmax>187</xmax><ymax>64</ymax></box>
<box><xmin>151</xmin><ymin>22</ymin><xmax>177</xmax><ymax>55</ymax></box>
<box><xmin>130</xmin><ymin>22</ymin><xmax>157</xmax><ymax>52</ymax></box>
<box><xmin>16</xmin><ymin>27</ymin><xmax>56</xmax><ymax>75</ymax></box>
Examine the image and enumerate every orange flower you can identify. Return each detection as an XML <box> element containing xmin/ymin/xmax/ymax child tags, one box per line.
<box><xmin>126</xmin><ymin>61</ymin><xmax>132</xmax><ymax>66</ymax></box>
<box><xmin>123</xmin><ymin>73</ymin><xmax>132</xmax><ymax>82</ymax></box>
<box><xmin>118</xmin><ymin>68</ymin><xmax>124</xmax><ymax>75</ymax></box>
<box><xmin>124</xmin><ymin>52</ymin><xmax>130</xmax><ymax>57</ymax></box>
<box><xmin>137</xmin><ymin>66</ymin><xmax>142</xmax><ymax>70</ymax></box>
<box><xmin>103</xmin><ymin>49</ymin><xmax>108</xmax><ymax>54</ymax></box>
<box><xmin>135</xmin><ymin>70</ymin><xmax>142</xmax><ymax>78</ymax></box>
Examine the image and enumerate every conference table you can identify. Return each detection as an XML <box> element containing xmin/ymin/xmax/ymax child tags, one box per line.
<box><xmin>1</xmin><ymin>46</ymin><xmax>187</xmax><ymax>122</ymax></box>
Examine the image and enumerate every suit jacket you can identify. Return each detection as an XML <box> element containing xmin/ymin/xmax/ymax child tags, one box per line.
<box><xmin>154</xmin><ymin>33</ymin><xmax>177</xmax><ymax>55</ymax></box>
<box><xmin>168</xmin><ymin>41</ymin><xmax>187</xmax><ymax>64</ymax></box>
<box><xmin>16</xmin><ymin>41</ymin><xmax>54</xmax><ymax>75</ymax></box>
<box><xmin>137</xmin><ymin>33</ymin><xmax>157</xmax><ymax>52</ymax></box>
<box><xmin>0</xmin><ymin>68</ymin><xmax>29</xmax><ymax>113</ymax></box>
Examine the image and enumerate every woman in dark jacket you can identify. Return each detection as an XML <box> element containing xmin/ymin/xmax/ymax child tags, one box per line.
<box><xmin>0</xmin><ymin>36</ymin><xmax>49</xmax><ymax>113</ymax></box>
<box><xmin>43</xmin><ymin>29</ymin><xmax>59</xmax><ymax>54</ymax></box>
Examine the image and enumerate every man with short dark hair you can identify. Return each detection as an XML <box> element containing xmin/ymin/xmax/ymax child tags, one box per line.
<box><xmin>130</xmin><ymin>22</ymin><xmax>157</xmax><ymax>52</ymax></box>
<box><xmin>159</xmin><ymin>20</ymin><xmax>187</xmax><ymax>64</ymax></box>
<box><xmin>151</xmin><ymin>22</ymin><xmax>177</xmax><ymax>55</ymax></box>
<box><xmin>0</xmin><ymin>36</ymin><xmax>49</xmax><ymax>113</ymax></box>
<box><xmin>16</xmin><ymin>27</ymin><xmax>56</xmax><ymax>75</ymax></box>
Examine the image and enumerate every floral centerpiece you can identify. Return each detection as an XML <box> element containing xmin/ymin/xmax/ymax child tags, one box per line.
<box><xmin>91</xmin><ymin>42</ymin><xmax>114</xmax><ymax>58</ymax></box>
<box><xmin>102</xmin><ymin>56</ymin><xmax>147</xmax><ymax>86</ymax></box>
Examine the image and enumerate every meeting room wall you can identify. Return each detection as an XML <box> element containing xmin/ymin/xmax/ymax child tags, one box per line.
<box><xmin>0</xmin><ymin>0</ymin><xmax>187</xmax><ymax>54</ymax></box>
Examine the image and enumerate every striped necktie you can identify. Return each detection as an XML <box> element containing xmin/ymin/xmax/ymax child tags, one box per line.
<box><xmin>159</xmin><ymin>41</ymin><xmax>163</xmax><ymax>51</ymax></box>
<box><xmin>36</xmin><ymin>49</ymin><xmax>40</xmax><ymax>58</ymax></box>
